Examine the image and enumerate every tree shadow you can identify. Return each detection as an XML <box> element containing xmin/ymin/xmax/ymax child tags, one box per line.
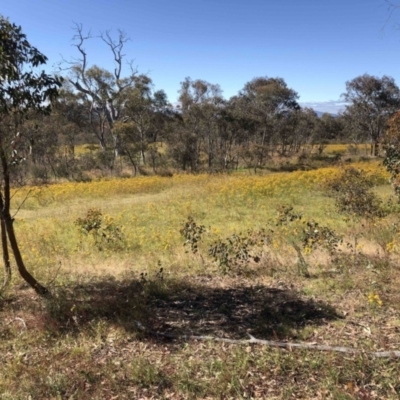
<box><xmin>146</xmin><ymin>280</ymin><xmax>341</xmax><ymax>339</ymax></box>
<box><xmin>7</xmin><ymin>273</ymin><xmax>342</xmax><ymax>340</ymax></box>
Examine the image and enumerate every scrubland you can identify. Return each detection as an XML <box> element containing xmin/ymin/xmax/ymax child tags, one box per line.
<box><xmin>1</xmin><ymin>154</ymin><xmax>400</xmax><ymax>399</ymax></box>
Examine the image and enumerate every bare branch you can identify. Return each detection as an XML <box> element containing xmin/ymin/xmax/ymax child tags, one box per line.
<box><xmin>11</xmin><ymin>188</ymin><xmax>34</xmax><ymax>219</ymax></box>
<box><xmin>46</xmin><ymin>261</ymin><xmax>62</xmax><ymax>286</ymax></box>
<box><xmin>126</xmin><ymin>59</ymin><xmax>139</xmax><ymax>77</ymax></box>
<box><xmin>14</xmin><ymin>317</ymin><xmax>27</xmax><ymax>331</ymax></box>
<box><xmin>382</xmin><ymin>0</ymin><xmax>400</xmax><ymax>32</ymax></box>
<box><xmin>59</xmin><ymin>24</ymin><xmax>139</xmax><ymax>154</ymax></box>
<box><xmin>70</xmin><ymin>80</ymin><xmax>100</xmax><ymax>103</ymax></box>
<box><xmin>132</xmin><ymin>320</ymin><xmax>400</xmax><ymax>359</ymax></box>
<box><xmin>100</xmin><ymin>29</ymin><xmax>130</xmax><ymax>83</ymax></box>
<box><xmin>70</xmin><ymin>23</ymin><xmax>93</xmax><ymax>96</ymax></box>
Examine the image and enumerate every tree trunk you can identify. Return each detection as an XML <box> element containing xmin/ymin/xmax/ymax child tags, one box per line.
<box><xmin>3</xmin><ymin>214</ymin><xmax>49</xmax><ymax>296</ymax></box>
<box><xmin>112</xmin><ymin>131</ymin><xmax>119</xmax><ymax>159</ymax></box>
<box><xmin>125</xmin><ymin>149</ymin><xmax>138</xmax><ymax>176</ymax></box>
<box><xmin>374</xmin><ymin>140</ymin><xmax>379</xmax><ymax>157</ymax></box>
<box><xmin>208</xmin><ymin>133</ymin><xmax>212</xmax><ymax>169</ymax></box>
<box><xmin>1</xmin><ymin>219</ymin><xmax>11</xmax><ymax>291</ymax></box>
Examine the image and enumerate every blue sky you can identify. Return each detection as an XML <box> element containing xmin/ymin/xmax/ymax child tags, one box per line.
<box><xmin>2</xmin><ymin>0</ymin><xmax>400</xmax><ymax>113</ymax></box>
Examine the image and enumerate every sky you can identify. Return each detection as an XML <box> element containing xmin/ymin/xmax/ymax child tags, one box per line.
<box><xmin>2</xmin><ymin>0</ymin><xmax>400</xmax><ymax>114</ymax></box>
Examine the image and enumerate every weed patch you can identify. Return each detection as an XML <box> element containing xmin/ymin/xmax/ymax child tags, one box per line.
<box><xmin>1</xmin><ymin>161</ymin><xmax>400</xmax><ymax>399</ymax></box>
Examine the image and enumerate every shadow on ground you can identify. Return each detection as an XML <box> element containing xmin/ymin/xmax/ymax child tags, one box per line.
<box><xmin>147</xmin><ymin>281</ymin><xmax>342</xmax><ymax>339</ymax></box>
<box><xmin>3</xmin><ymin>273</ymin><xmax>342</xmax><ymax>340</ymax></box>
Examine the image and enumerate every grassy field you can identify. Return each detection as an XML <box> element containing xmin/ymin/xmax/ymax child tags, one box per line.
<box><xmin>1</xmin><ymin>159</ymin><xmax>400</xmax><ymax>399</ymax></box>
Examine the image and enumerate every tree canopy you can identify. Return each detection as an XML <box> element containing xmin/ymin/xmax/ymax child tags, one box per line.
<box><xmin>0</xmin><ymin>15</ymin><xmax>62</xmax><ymax>295</ymax></box>
<box><xmin>342</xmin><ymin>74</ymin><xmax>400</xmax><ymax>155</ymax></box>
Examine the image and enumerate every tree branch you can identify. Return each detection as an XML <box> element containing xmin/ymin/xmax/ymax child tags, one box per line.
<box><xmin>71</xmin><ymin>23</ymin><xmax>91</xmax><ymax>89</ymax></box>
<box><xmin>133</xmin><ymin>320</ymin><xmax>400</xmax><ymax>359</ymax></box>
<box><xmin>382</xmin><ymin>1</ymin><xmax>400</xmax><ymax>32</ymax></box>
<box><xmin>100</xmin><ymin>29</ymin><xmax>129</xmax><ymax>83</ymax></box>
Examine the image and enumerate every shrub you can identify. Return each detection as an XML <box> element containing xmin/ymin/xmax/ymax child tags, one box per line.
<box><xmin>75</xmin><ymin>208</ymin><xmax>125</xmax><ymax>251</ymax></box>
<box><xmin>180</xmin><ymin>216</ymin><xmax>206</xmax><ymax>254</ymax></box>
<box><xmin>208</xmin><ymin>229</ymin><xmax>268</xmax><ymax>274</ymax></box>
<box><xmin>325</xmin><ymin>168</ymin><xmax>384</xmax><ymax>221</ymax></box>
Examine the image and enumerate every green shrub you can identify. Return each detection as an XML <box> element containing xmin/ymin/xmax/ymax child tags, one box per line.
<box><xmin>75</xmin><ymin>208</ymin><xmax>125</xmax><ymax>251</ymax></box>
<box><xmin>325</xmin><ymin>168</ymin><xmax>384</xmax><ymax>221</ymax></box>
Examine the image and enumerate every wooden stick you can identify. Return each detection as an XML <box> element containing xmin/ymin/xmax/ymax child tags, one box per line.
<box><xmin>133</xmin><ymin>320</ymin><xmax>400</xmax><ymax>358</ymax></box>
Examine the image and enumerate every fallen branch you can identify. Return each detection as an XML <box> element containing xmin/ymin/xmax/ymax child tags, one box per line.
<box><xmin>133</xmin><ymin>320</ymin><xmax>400</xmax><ymax>359</ymax></box>
<box><xmin>6</xmin><ymin>317</ymin><xmax>27</xmax><ymax>335</ymax></box>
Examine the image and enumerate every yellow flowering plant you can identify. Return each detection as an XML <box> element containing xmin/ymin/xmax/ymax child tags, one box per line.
<box><xmin>368</xmin><ymin>292</ymin><xmax>383</xmax><ymax>307</ymax></box>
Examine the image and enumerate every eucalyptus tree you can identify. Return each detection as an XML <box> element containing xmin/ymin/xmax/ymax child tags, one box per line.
<box><xmin>342</xmin><ymin>74</ymin><xmax>400</xmax><ymax>156</ymax></box>
<box><xmin>54</xmin><ymin>83</ymin><xmax>88</xmax><ymax>157</ymax></box>
<box><xmin>225</xmin><ymin>95</ymin><xmax>263</xmax><ymax>171</ymax></box>
<box><xmin>113</xmin><ymin>75</ymin><xmax>170</xmax><ymax>174</ymax></box>
<box><xmin>63</xmin><ymin>25</ymin><xmax>137</xmax><ymax>162</ymax></box>
<box><xmin>318</xmin><ymin>112</ymin><xmax>344</xmax><ymax>141</ymax></box>
<box><xmin>176</xmin><ymin>78</ymin><xmax>224</xmax><ymax>171</ymax></box>
<box><xmin>15</xmin><ymin>113</ymin><xmax>60</xmax><ymax>182</ymax></box>
<box><xmin>272</xmin><ymin>109</ymin><xmax>301</xmax><ymax>156</ymax></box>
<box><xmin>237</xmin><ymin>77</ymin><xmax>300</xmax><ymax>164</ymax></box>
<box><xmin>0</xmin><ymin>16</ymin><xmax>61</xmax><ymax>295</ymax></box>
<box><xmin>13</xmin><ymin>85</ymin><xmax>88</xmax><ymax>182</ymax></box>
<box><xmin>383</xmin><ymin>110</ymin><xmax>400</xmax><ymax>198</ymax></box>
<box><xmin>286</xmin><ymin>108</ymin><xmax>323</xmax><ymax>154</ymax></box>
<box><xmin>210</xmin><ymin>98</ymin><xmax>253</xmax><ymax>170</ymax></box>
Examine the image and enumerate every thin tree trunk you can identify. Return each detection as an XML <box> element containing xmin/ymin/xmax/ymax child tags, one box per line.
<box><xmin>1</xmin><ymin>136</ymin><xmax>49</xmax><ymax>296</ymax></box>
<box><xmin>374</xmin><ymin>139</ymin><xmax>379</xmax><ymax>157</ymax></box>
<box><xmin>3</xmin><ymin>214</ymin><xmax>49</xmax><ymax>296</ymax></box>
<box><xmin>140</xmin><ymin>129</ymin><xmax>146</xmax><ymax>165</ymax></box>
<box><xmin>1</xmin><ymin>219</ymin><xmax>11</xmax><ymax>290</ymax></box>
<box><xmin>125</xmin><ymin>149</ymin><xmax>138</xmax><ymax>176</ymax></box>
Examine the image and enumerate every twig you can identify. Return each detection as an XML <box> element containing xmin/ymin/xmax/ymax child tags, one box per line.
<box><xmin>14</xmin><ymin>317</ymin><xmax>27</xmax><ymax>330</ymax></box>
<box><xmin>7</xmin><ymin>317</ymin><xmax>28</xmax><ymax>334</ymax></box>
<box><xmin>382</xmin><ymin>0</ymin><xmax>400</xmax><ymax>34</ymax></box>
<box><xmin>46</xmin><ymin>261</ymin><xmax>62</xmax><ymax>286</ymax></box>
<box><xmin>132</xmin><ymin>320</ymin><xmax>400</xmax><ymax>359</ymax></box>
<box><xmin>11</xmin><ymin>188</ymin><xmax>34</xmax><ymax>219</ymax></box>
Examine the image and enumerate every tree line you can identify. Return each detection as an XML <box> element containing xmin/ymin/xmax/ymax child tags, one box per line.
<box><xmin>1</xmin><ymin>23</ymin><xmax>398</xmax><ymax>182</ymax></box>
<box><xmin>2</xmin><ymin>15</ymin><xmax>400</xmax><ymax>294</ymax></box>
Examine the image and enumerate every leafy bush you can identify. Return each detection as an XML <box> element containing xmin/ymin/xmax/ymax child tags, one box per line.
<box><xmin>208</xmin><ymin>229</ymin><xmax>269</xmax><ymax>274</ymax></box>
<box><xmin>180</xmin><ymin>216</ymin><xmax>206</xmax><ymax>254</ymax></box>
<box><xmin>383</xmin><ymin>111</ymin><xmax>400</xmax><ymax>199</ymax></box>
<box><xmin>180</xmin><ymin>216</ymin><xmax>270</xmax><ymax>274</ymax></box>
<box><xmin>75</xmin><ymin>208</ymin><xmax>125</xmax><ymax>251</ymax></box>
<box><xmin>272</xmin><ymin>204</ymin><xmax>342</xmax><ymax>276</ymax></box>
<box><xmin>180</xmin><ymin>209</ymin><xmax>342</xmax><ymax>276</ymax></box>
<box><xmin>325</xmin><ymin>168</ymin><xmax>384</xmax><ymax>220</ymax></box>
<box><xmin>301</xmin><ymin>220</ymin><xmax>342</xmax><ymax>255</ymax></box>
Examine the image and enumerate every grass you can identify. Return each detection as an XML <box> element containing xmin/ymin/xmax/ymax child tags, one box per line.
<box><xmin>1</xmin><ymin>159</ymin><xmax>400</xmax><ymax>399</ymax></box>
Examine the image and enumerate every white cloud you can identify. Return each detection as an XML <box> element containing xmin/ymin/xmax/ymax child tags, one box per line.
<box><xmin>299</xmin><ymin>100</ymin><xmax>348</xmax><ymax>115</ymax></box>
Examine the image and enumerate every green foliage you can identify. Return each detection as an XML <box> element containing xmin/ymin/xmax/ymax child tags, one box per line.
<box><xmin>383</xmin><ymin>112</ymin><xmax>400</xmax><ymax>199</ymax></box>
<box><xmin>179</xmin><ymin>216</ymin><xmax>206</xmax><ymax>254</ymax></box>
<box><xmin>383</xmin><ymin>145</ymin><xmax>400</xmax><ymax>199</ymax></box>
<box><xmin>0</xmin><ymin>15</ymin><xmax>62</xmax><ymax>296</ymax></box>
<box><xmin>325</xmin><ymin>168</ymin><xmax>384</xmax><ymax>220</ymax></box>
<box><xmin>301</xmin><ymin>220</ymin><xmax>342</xmax><ymax>255</ymax></box>
<box><xmin>0</xmin><ymin>16</ymin><xmax>62</xmax><ymax>115</ymax></box>
<box><xmin>74</xmin><ymin>208</ymin><xmax>124</xmax><ymax>251</ymax></box>
<box><xmin>180</xmin><ymin>208</ymin><xmax>343</xmax><ymax>276</ymax></box>
<box><xmin>342</xmin><ymin>74</ymin><xmax>400</xmax><ymax>156</ymax></box>
<box><xmin>75</xmin><ymin>208</ymin><xmax>102</xmax><ymax>235</ymax></box>
<box><xmin>272</xmin><ymin>204</ymin><xmax>342</xmax><ymax>276</ymax></box>
<box><xmin>180</xmin><ymin>216</ymin><xmax>270</xmax><ymax>274</ymax></box>
<box><xmin>274</xmin><ymin>204</ymin><xmax>302</xmax><ymax>226</ymax></box>
<box><xmin>208</xmin><ymin>229</ymin><xmax>268</xmax><ymax>274</ymax></box>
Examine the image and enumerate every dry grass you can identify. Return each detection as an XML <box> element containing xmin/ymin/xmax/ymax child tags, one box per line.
<box><xmin>1</xmin><ymin>160</ymin><xmax>400</xmax><ymax>399</ymax></box>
